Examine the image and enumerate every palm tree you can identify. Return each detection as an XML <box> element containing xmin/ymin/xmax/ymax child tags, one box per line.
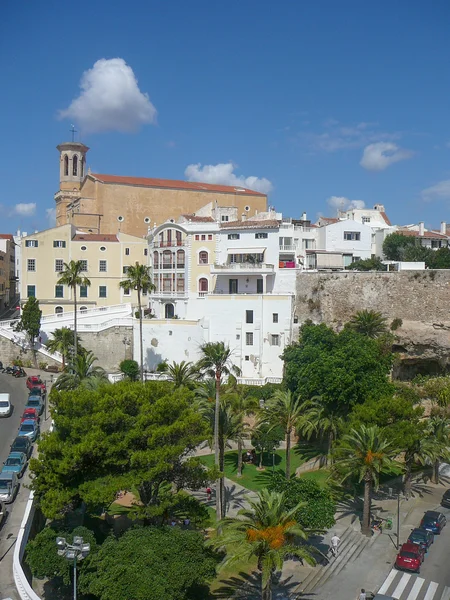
<box><xmin>211</xmin><ymin>489</ymin><xmax>317</xmax><ymax>600</ymax></box>
<box><xmin>119</xmin><ymin>263</ymin><xmax>155</xmax><ymax>382</ymax></box>
<box><xmin>298</xmin><ymin>396</ymin><xmax>345</xmax><ymax>465</ymax></box>
<box><xmin>55</xmin><ymin>350</ymin><xmax>108</xmax><ymax>391</ymax></box>
<box><xmin>45</xmin><ymin>327</ymin><xmax>81</xmax><ymax>369</ymax></box>
<box><xmin>228</xmin><ymin>385</ymin><xmax>259</xmax><ymax>477</ymax></box>
<box><xmin>348</xmin><ymin>310</ymin><xmax>387</xmax><ymax>339</ymax></box>
<box><xmin>166</xmin><ymin>360</ymin><xmax>200</xmax><ymax>388</ymax></box>
<box><xmin>426</xmin><ymin>415</ymin><xmax>450</xmax><ymax>484</ymax></box>
<box><xmin>57</xmin><ymin>261</ymin><xmax>91</xmax><ymax>361</ymax></box>
<box><xmin>265</xmin><ymin>390</ymin><xmax>303</xmax><ymax>480</ymax></box>
<box><xmin>198</xmin><ymin>342</ymin><xmax>241</xmax><ymax>519</ymax></box>
<box><xmin>333</xmin><ymin>424</ymin><xmax>399</xmax><ymax>536</ymax></box>
<box><xmin>402</xmin><ymin>432</ymin><xmax>437</xmax><ymax>497</ymax></box>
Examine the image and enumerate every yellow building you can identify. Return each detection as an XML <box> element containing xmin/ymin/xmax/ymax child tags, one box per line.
<box><xmin>0</xmin><ymin>234</ymin><xmax>16</xmax><ymax>308</ymax></box>
<box><xmin>21</xmin><ymin>224</ymin><xmax>147</xmax><ymax>316</ymax></box>
<box><xmin>54</xmin><ymin>141</ymin><xmax>268</xmax><ymax>238</ymax></box>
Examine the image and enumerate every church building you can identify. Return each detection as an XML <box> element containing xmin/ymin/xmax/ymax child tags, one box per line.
<box><xmin>54</xmin><ymin>141</ymin><xmax>268</xmax><ymax>238</ymax></box>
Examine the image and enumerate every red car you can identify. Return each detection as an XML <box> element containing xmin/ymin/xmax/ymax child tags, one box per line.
<box><xmin>395</xmin><ymin>542</ymin><xmax>424</xmax><ymax>573</ymax></box>
<box><xmin>21</xmin><ymin>407</ymin><xmax>39</xmax><ymax>423</ymax></box>
<box><xmin>26</xmin><ymin>376</ymin><xmax>46</xmax><ymax>393</ymax></box>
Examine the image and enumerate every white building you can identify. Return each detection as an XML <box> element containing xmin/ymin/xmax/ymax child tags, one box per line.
<box><xmin>13</xmin><ymin>230</ymin><xmax>27</xmax><ymax>300</ymax></box>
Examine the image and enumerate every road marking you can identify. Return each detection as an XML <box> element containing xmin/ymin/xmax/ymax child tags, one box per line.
<box><xmin>406</xmin><ymin>577</ymin><xmax>424</xmax><ymax>600</ymax></box>
<box><xmin>440</xmin><ymin>587</ymin><xmax>450</xmax><ymax>600</ymax></box>
<box><xmin>379</xmin><ymin>569</ymin><xmax>397</xmax><ymax>595</ymax></box>
<box><xmin>392</xmin><ymin>573</ymin><xmax>411</xmax><ymax>599</ymax></box>
<box><xmin>422</xmin><ymin>581</ymin><xmax>438</xmax><ymax>600</ymax></box>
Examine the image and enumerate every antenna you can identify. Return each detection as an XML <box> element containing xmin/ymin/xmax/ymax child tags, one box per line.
<box><xmin>70</xmin><ymin>125</ymin><xmax>77</xmax><ymax>142</ymax></box>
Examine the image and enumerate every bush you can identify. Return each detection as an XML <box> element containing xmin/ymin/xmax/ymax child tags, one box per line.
<box><xmin>119</xmin><ymin>359</ymin><xmax>140</xmax><ymax>381</ymax></box>
<box><xmin>156</xmin><ymin>360</ymin><xmax>168</xmax><ymax>373</ymax></box>
<box><xmin>390</xmin><ymin>318</ymin><xmax>403</xmax><ymax>331</ymax></box>
<box><xmin>39</xmin><ymin>361</ymin><xmax>48</xmax><ymax>370</ymax></box>
<box><xmin>12</xmin><ymin>358</ymin><xmax>23</xmax><ymax>367</ymax></box>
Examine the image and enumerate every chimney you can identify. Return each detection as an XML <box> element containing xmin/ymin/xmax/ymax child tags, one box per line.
<box><xmin>441</xmin><ymin>221</ymin><xmax>446</xmax><ymax>235</ymax></box>
<box><xmin>241</xmin><ymin>213</ymin><xmax>247</xmax><ymax>221</ymax></box>
<box><xmin>301</xmin><ymin>211</ymin><xmax>307</xmax><ymax>221</ymax></box>
<box><xmin>419</xmin><ymin>222</ymin><xmax>425</xmax><ymax>237</ymax></box>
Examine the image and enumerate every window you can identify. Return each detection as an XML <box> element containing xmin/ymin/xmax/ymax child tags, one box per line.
<box><xmin>165</xmin><ymin>303</ymin><xmax>175</xmax><ymax>318</ymax></box>
<box><xmin>27</xmin><ymin>285</ymin><xmax>35</xmax><ymax>298</ymax></box>
<box><xmin>123</xmin><ymin>266</ymin><xmax>129</xmax><ymax>274</ymax></box>
<box><xmin>80</xmin><ymin>306</ymin><xmax>88</xmax><ymax>313</ymax></box>
<box><xmin>228</xmin><ymin>233</ymin><xmax>240</xmax><ymax>240</ymax></box>
<box><xmin>199</xmin><ymin>278</ymin><xmax>208</xmax><ymax>292</ymax></box>
<box><xmin>195</xmin><ymin>235</ymin><xmax>200</xmax><ymax>241</ymax></box>
<box><xmin>153</xmin><ymin>252</ymin><xmax>159</xmax><ymax>268</ymax></box>
<box><xmin>302</xmin><ymin>239</ymin><xmax>315</xmax><ymax>250</ymax></box>
<box><xmin>271</xmin><ymin>334</ymin><xmax>280</xmax><ymax>346</ymax></box>
<box><xmin>100</xmin><ymin>246</ymin><xmax>106</xmax><ymax>252</ymax></box>
<box><xmin>221</xmin><ymin>215</ymin><xmax>229</xmax><ymax>222</ymax></box>
<box><xmin>64</xmin><ymin>154</ymin><xmax>68</xmax><ymax>176</ymax></box>
<box><xmin>229</xmin><ymin>279</ymin><xmax>238</xmax><ymax>294</ymax></box>
<box><xmin>25</xmin><ymin>240</ymin><xmax>38</xmax><ymax>247</ymax></box>
<box><xmin>73</xmin><ymin>154</ymin><xmax>78</xmax><ymax>176</ymax></box>
<box><xmin>55</xmin><ymin>285</ymin><xmax>64</xmax><ymax>298</ymax></box>
<box><xmin>246</xmin><ymin>332</ymin><xmax>254</xmax><ymax>346</ymax></box>
<box><xmin>80</xmin><ymin>285</ymin><xmax>88</xmax><ymax>298</ymax></box>
<box><xmin>245</xmin><ymin>355</ymin><xmax>250</xmax><ymax>361</ymax></box>
<box><xmin>257</xmin><ymin>279</ymin><xmax>263</xmax><ymax>294</ymax></box>
<box><xmin>177</xmin><ymin>250</ymin><xmax>185</xmax><ymax>268</ymax></box>
<box><xmin>201</xmin><ymin>234</ymin><xmax>205</xmax><ymax>241</ymax></box>
<box><xmin>199</xmin><ymin>251</ymin><xmax>209</xmax><ymax>264</ymax></box>
<box><xmin>55</xmin><ymin>259</ymin><xmax>64</xmax><ymax>272</ymax></box>
<box><xmin>432</xmin><ymin>240</ymin><xmax>442</xmax><ymax>249</ymax></box>
<box><xmin>55</xmin><ymin>306</ymin><xmax>63</xmax><ymax>315</ymax></box>
<box><xmin>208</xmin><ymin>234</ymin><xmax>213</xmax><ymax>240</ymax></box>
<box><xmin>273</xmin><ymin>313</ymin><xmax>279</xmax><ymax>323</ymax></box>
<box><xmin>53</xmin><ymin>240</ymin><xmax>66</xmax><ymax>248</ymax></box>
<box><xmin>125</xmin><ymin>248</ymin><xmax>130</xmax><ymax>256</ymax></box>
<box><xmin>255</xmin><ymin>232</ymin><xmax>268</xmax><ymax>239</ymax></box>
<box><xmin>246</xmin><ymin>310</ymin><xmax>254</xmax><ymax>323</ymax></box>
<box><xmin>80</xmin><ymin>245</ymin><xmax>87</xmax><ymax>251</ymax></box>
<box><xmin>99</xmin><ymin>286</ymin><xmax>107</xmax><ymax>298</ymax></box>
<box><xmin>99</xmin><ymin>260</ymin><xmax>107</xmax><ymax>272</ymax></box>
<box><xmin>79</xmin><ymin>260</ymin><xmax>88</xmax><ymax>271</ymax></box>
<box><xmin>144</xmin><ymin>248</ymin><xmax>148</xmax><ymax>256</ymax></box>
<box><xmin>27</xmin><ymin>259</ymin><xmax>36</xmax><ymax>272</ymax></box>
<box><xmin>352</xmin><ymin>256</ymin><xmax>361</xmax><ymax>263</ymax></box>
<box><xmin>123</xmin><ymin>287</ymin><xmax>130</xmax><ymax>296</ymax></box>
<box><xmin>344</xmin><ymin>231</ymin><xmax>361</xmax><ymax>241</ymax></box>
<box><xmin>362</xmin><ymin>216</ymin><xmax>371</xmax><ymax>224</ymax></box>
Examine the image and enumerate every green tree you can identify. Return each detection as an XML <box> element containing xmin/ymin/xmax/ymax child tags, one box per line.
<box><xmin>79</xmin><ymin>527</ymin><xmax>217</xmax><ymax>600</ymax></box>
<box><xmin>45</xmin><ymin>326</ymin><xmax>81</xmax><ymax>369</ymax></box>
<box><xmin>422</xmin><ymin>376</ymin><xmax>450</xmax><ymax>408</ymax></box>
<box><xmin>333</xmin><ymin>424</ymin><xmax>399</xmax><ymax>536</ymax></box>
<box><xmin>265</xmin><ymin>390</ymin><xmax>303</xmax><ymax>480</ymax></box>
<box><xmin>227</xmin><ymin>385</ymin><xmax>259</xmax><ymax>477</ymax></box>
<box><xmin>402</xmin><ymin>244</ymin><xmax>434</xmax><ymax>264</ymax></box>
<box><xmin>268</xmin><ymin>472</ymin><xmax>335</xmax><ymax>530</ymax></box>
<box><xmin>251</xmin><ymin>421</ymin><xmax>284</xmax><ymax>469</ymax></box>
<box><xmin>283</xmin><ymin>323</ymin><xmax>393</xmax><ymax>409</ymax></box>
<box><xmin>298</xmin><ymin>396</ymin><xmax>345</xmax><ymax>465</ymax></box>
<box><xmin>348</xmin><ymin>310</ymin><xmax>388</xmax><ymax>339</ymax></box>
<box><xmin>14</xmin><ymin>296</ymin><xmax>41</xmax><ymax>363</ymax></box>
<box><xmin>198</xmin><ymin>342</ymin><xmax>241</xmax><ymax>519</ymax></box>
<box><xmin>166</xmin><ymin>360</ymin><xmax>200</xmax><ymax>388</ymax></box>
<box><xmin>30</xmin><ymin>381</ymin><xmax>208</xmax><ymax>518</ymax></box>
<box><xmin>347</xmin><ymin>257</ymin><xmax>387</xmax><ymax>271</ymax></box>
<box><xmin>382</xmin><ymin>232</ymin><xmax>416</xmax><ymax>261</ymax></box>
<box><xmin>54</xmin><ymin>350</ymin><xmax>108</xmax><ymax>391</ymax></box>
<box><xmin>119</xmin><ymin>358</ymin><xmax>140</xmax><ymax>381</ymax></box>
<box><xmin>57</xmin><ymin>260</ymin><xmax>91</xmax><ymax>361</ymax></box>
<box><xmin>211</xmin><ymin>489</ymin><xmax>317</xmax><ymax>600</ymax></box>
<box><xmin>428</xmin><ymin>247</ymin><xmax>450</xmax><ymax>269</ymax></box>
<box><xmin>119</xmin><ymin>262</ymin><xmax>155</xmax><ymax>382</ymax></box>
<box><xmin>426</xmin><ymin>414</ymin><xmax>450</xmax><ymax>484</ymax></box>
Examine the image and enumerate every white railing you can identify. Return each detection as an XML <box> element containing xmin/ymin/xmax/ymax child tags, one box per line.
<box><xmin>279</xmin><ymin>245</ymin><xmax>295</xmax><ymax>252</ymax></box>
<box><xmin>152</xmin><ymin>291</ymin><xmax>187</xmax><ymax>298</ymax></box>
<box><xmin>236</xmin><ymin>376</ymin><xmax>282</xmax><ymax>386</ymax></box>
<box><xmin>198</xmin><ymin>292</ymin><xmax>208</xmax><ymax>298</ymax></box>
<box><xmin>108</xmin><ymin>372</ymin><xmax>171</xmax><ymax>383</ymax></box>
<box><xmin>0</xmin><ymin>328</ymin><xmax>64</xmax><ymax>363</ymax></box>
<box><xmin>13</xmin><ymin>491</ymin><xmax>42</xmax><ymax>600</ymax></box>
<box><xmin>212</xmin><ymin>263</ymin><xmax>274</xmax><ymax>271</ymax></box>
<box><xmin>77</xmin><ymin>317</ymin><xmax>134</xmax><ymax>332</ymax></box>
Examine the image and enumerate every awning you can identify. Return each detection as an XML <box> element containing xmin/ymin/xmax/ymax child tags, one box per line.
<box><xmin>227</xmin><ymin>248</ymin><xmax>266</xmax><ymax>254</ymax></box>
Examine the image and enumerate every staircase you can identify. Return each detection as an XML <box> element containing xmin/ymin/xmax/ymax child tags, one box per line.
<box><xmin>296</xmin><ymin>526</ymin><xmax>370</xmax><ymax>595</ymax></box>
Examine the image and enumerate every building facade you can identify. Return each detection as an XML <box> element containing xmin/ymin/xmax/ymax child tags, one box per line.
<box><xmin>0</xmin><ymin>234</ymin><xmax>16</xmax><ymax>308</ymax></box>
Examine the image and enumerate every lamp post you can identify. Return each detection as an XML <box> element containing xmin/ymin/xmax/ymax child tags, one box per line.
<box><xmin>56</xmin><ymin>536</ymin><xmax>90</xmax><ymax>600</ymax></box>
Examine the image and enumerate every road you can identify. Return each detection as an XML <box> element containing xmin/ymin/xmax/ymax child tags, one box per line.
<box><xmin>0</xmin><ymin>373</ymin><xmax>29</xmax><ymax>467</ymax></box>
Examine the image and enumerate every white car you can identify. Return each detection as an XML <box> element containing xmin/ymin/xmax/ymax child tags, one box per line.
<box><xmin>0</xmin><ymin>394</ymin><xmax>11</xmax><ymax>418</ymax></box>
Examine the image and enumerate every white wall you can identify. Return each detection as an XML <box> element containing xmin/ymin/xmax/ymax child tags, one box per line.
<box><xmin>322</xmin><ymin>220</ymin><xmax>372</xmax><ymax>259</ymax></box>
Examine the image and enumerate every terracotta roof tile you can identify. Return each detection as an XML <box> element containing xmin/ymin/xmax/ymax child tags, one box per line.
<box><xmin>181</xmin><ymin>214</ymin><xmax>215</xmax><ymax>222</ymax></box>
<box><xmin>380</xmin><ymin>212</ymin><xmax>392</xmax><ymax>226</ymax></box>
<box><xmin>0</xmin><ymin>234</ymin><xmax>14</xmax><ymax>241</ymax></box>
<box><xmin>90</xmin><ymin>173</ymin><xmax>266</xmax><ymax>196</ymax></box>
<box><xmin>72</xmin><ymin>234</ymin><xmax>119</xmax><ymax>242</ymax></box>
<box><xmin>397</xmin><ymin>229</ymin><xmax>448</xmax><ymax>240</ymax></box>
<box><xmin>220</xmin><ymin>219</ymin><xmax>279</xmax><ymax>229</ymax></box>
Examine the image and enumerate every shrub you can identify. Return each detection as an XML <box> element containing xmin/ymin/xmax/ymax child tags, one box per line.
<box><xmin>119</xmin><ymin>359</ymin><xmax>140</xmax><ymax>381</ymax></box>
<box><xmin>39</xmin><ymin>361</ymin><xmax>48</xmax><ymax>370</ymax></box>
<box><xmin>156</xmin><ymin>360</ymin><xmax>168</xmax><ymax>373</ymax></box>
<box><xmin>390</xmin><ymin>318</ymin><xmax>403</xmax><ymax>331</ymax></box>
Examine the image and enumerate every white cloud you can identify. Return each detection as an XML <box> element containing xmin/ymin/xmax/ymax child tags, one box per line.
<box><xmin>185</xmin><ymin>162</ymin><xmax>273</xmax><ymax>194</ymax></box>
<box><xmin>46</xmin><ymin>208</ymin><xmax>56</xmax><ymax>226</ymax></box>
<box><xmin>327</xmin><ymin>196</ymin><xmax>365</xmax><ymax>211</ymax></box>
<box><xmin>299</xmin><ymin>120</ymin><xmax>399</xmax><ymax>153</ymax></box>
<box><xmin>14</xmin><ymin>203</ymin><xmax>36</xmax><ymax>217</ymax></box>
<box><xmin>360</xmin><ymin>142</ymin><xmax>413</xmax><ymax>171</ymax></box>
<box><xmin>421</xmin><ymin>180</ymin><xmax>450</xmax><ymax>202</ymax></box>
<box><xmin>58</xmin><ymin>58</ymin><xmax>157</xmax><ymax>134</ymax></box>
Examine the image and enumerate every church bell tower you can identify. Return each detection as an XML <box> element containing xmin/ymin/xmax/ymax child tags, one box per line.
<box><xmin>54</xmin><ymin>137</ymin><xmax>89</xmax><ymax>226</ymax></box>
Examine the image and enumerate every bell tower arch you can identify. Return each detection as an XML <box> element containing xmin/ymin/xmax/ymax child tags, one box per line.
<box><xmin>54</xmin><ymin>140</ymin><xmax>89</xmax><ymax>226</ymax></box>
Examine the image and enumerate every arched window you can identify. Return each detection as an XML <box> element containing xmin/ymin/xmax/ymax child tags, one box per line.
<box><xmin>162</xmin><ymin>250</ymin><xmax>173</xmax><ymax>268</ymax></box>
<box><xmin>73</xmin><ymin>154</ymin><xmax>78</xmax><ymax>176</ymax></box>
<box><xmin>55</xmin><ymin>306</ymin><xmax>64</xmax><ymax>315</ymax></box>
<box><xmin>177</xmin><ymin>250</ymin><xmax>185</xmax><ymax>268</ymax></box>
<box><xmin>199</xmin><ymin>251</ymin><xmax>209</xmax><ymax>264</ymax></box>
<box><xmin>199</xmin><ymin>278</ymin><xmax>208</xmax><ymax>292</ymax></box>
<box><xmin>153</xmin><ymin>251</ymin><xmax>159</xmax><ymax>268</ymax></box>
<box><xmin>165</xmin><ymin>303</ymin><xmax>175</xmax><ymax>318</ymax></box>
<box><xmin>80</xmin><ymin>306</ymin><xmax>88</xmax><ymax>313</ymax></box>
<box><xmin>176</xmin><ymin>230</ymin><xmax>182</xmax><ymax>245</ymax></box>
<box><xmin>80</xmin><ymin>157</ymin><xmax>84</xmax><ymax>178</ymax></box>
<box><xmin>64</xmin><ymin>155</ymin><xmax>69</xmax><ymax>176</ymax></box>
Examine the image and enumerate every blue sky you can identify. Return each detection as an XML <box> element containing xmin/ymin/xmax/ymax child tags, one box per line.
<box><xmin>1</xmin><ymin>0</ymin><xmax>450</xmax><ymax>233</ymax></box>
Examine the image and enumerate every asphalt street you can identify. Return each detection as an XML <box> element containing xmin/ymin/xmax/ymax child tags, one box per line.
<box><xmin>0</xmin><ymin>373</ymin><xmax>29</xmax><ymax>465</ymax></box>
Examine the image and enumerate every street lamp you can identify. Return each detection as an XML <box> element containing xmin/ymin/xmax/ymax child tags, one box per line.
<box><xmin>56</xmin><ymin>536</ymin><xmax>90</xmax><ymax>600</ymax></box>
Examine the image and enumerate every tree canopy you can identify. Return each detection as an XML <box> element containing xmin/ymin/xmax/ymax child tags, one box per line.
<box><xmin>382</xmin><ymin>232</ymin><xmax>450</xmax><ymax>268</ymax></box>
<box><xmin>31</xmin><ymin>380</ymin><xmax>209</xmax><ymax>518</ymax></box>
<box><xmin>347</xmin><ymin>257</ymin><xmax>387</xmax><ymax>271</ymax></box>
<box><xmin>282</xmin><ymin>322</ymin><xmax>393</xmax><ymax>409</ymax></box>
<box><xmin>14</xmin><ymin>296</ymin><xmax>41</xmax><ymax>347</ymax></box>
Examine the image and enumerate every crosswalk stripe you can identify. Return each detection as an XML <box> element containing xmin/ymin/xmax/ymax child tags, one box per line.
<box><xmin>406</xmin><ymin>577</ymin><xmax>425</xmax><ymax>600</ymax></box>
<box><xmin>423</xmin><ymin>582</ymin><xmax>439</xmax><ymax>600</ymax></box>
<box><xmin>440</xmin><ymin>587</ymin><xmax>450</xmax><ymax>600</ymax></box>
<box><xmin>379</xmin><ymin>569</ymin><xmax>397</xmax><ymax>595</ymax></box>
<box><xmin>393</xmin><ymin>573</ymin><xmax>411</xmax><ymax>599</ymax></box>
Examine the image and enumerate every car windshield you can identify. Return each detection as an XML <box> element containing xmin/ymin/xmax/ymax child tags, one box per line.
<box><xmin>411</xmin><ymin>531</ymin><xmax>425</xmax><ymax>538</ymax></box>
<box><xmin>400</xmin><ymin>551</ymin><xmax>417</xmax><ymax>559</ymax></box>
<box><xmin>27</xmin><ymin>400</ymin><xmax>39</xmax><ymax>406</ymax></box>
<box><xmin>21</xmin><ymin>424</ymin><xmax>34</xmax><ymax>432</ymax></box>
<box><xmin>423</xmin><ymin>518</ymin><xmax>436</xmax><ymax>524</ymax></box>
<box><xmin>0</xmin><ymin>401</ymin><xmax>9</xmax><ymax>407</ymax></box>
<box><xmin>13</xmin><ymin>439</ymin><xmax>27</xmax><ymax>447</ymax></box>
<box><xmin>6</xmin><ymin>458</ymin><xmax>21</xmax><ymax>466</ymax></box>
<box><xmin>0</xmin><ymin>480</ymin><xmax>10</xmax><ymax>490</ymax></box>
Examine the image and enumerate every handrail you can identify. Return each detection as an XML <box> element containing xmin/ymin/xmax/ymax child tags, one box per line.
<box><xmin>13</xmin><ymin>491</ymin><xmax>42</xmax><ymax>600</ymax></box>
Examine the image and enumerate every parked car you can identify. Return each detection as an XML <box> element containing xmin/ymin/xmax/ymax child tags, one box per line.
<box><xmin>21</xmin><ymin>407</ymin><xmax>39</xmax><ymax>423</ymax></box>
<box><xmin>10</xmin><ymin>436</ymin><xmax>32</xmax><ymax>459</ymax></box>
<box><xmin>25</xmin><ymin>395</ymin><xmax>44</xmax><ymax>416</ymax></box>
<box><xmin>441</xmin><ymin>490</ymin><xmax>450</xmax><ymax>509</ymax></box>
<box><xmin>0</xmin><ymin>393</ymin><xmax>11</xmax><ymax>418</ymax></box>
<box><xmin>420</xmin><ymin>511</ymin><xmax>447</xmax><ymax>534</ymax></box>
<box><xmin>26</xmin><ymin>376</ymin><xmax>46</xmax><ymax>393</ymax></box>
<box><xmin>28</xmin><ymin>386</ymin><xmax>45</xmax><ymax>398</ymax></box>
<box><xmin>0</xmin><ymin>499</ymin><xmax>6</xmax><ymax>526</ymax></box>
<box><xmin>407</xmin><ymin>528</ymin><xmax>434</xmax><ymax>551</ymax></box>
<box><xmin>0</xmin><ymin>471</ymin><xmax>19</xmax><ymax>504</ymax></box>
<box><xmin>395</xmin><ymin>542</ymin><xmax>424</xmax><ymax>573</ymax></box>
<box><xmin>2</xmin><ymin>452</ymin><xmax>27</xmax><ymax>478</ymax></box>
<box><xmin>18</xmin><ymin>419</ymin><xmax>40</xmax><ymax>442</ymax></box>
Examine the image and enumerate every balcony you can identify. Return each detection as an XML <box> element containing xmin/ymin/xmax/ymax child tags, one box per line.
<box><xmin>152</xmin><ymin>290</ymin><xmax>188</xmax><ymax>299</ymax></box>
<box><xmin>279</xmin><ymin>245</ymin><xmax>295</xmax><ymax>253</ymax></box>
<box><xmin>210</xmin><ymin>262</ymin><xmax>275</xmax><ymax>275</ymax></box>
<box><xmin>152</xmin><ymin>241</ymin><xmax>185</xmax><ymax>248</ymax></box>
